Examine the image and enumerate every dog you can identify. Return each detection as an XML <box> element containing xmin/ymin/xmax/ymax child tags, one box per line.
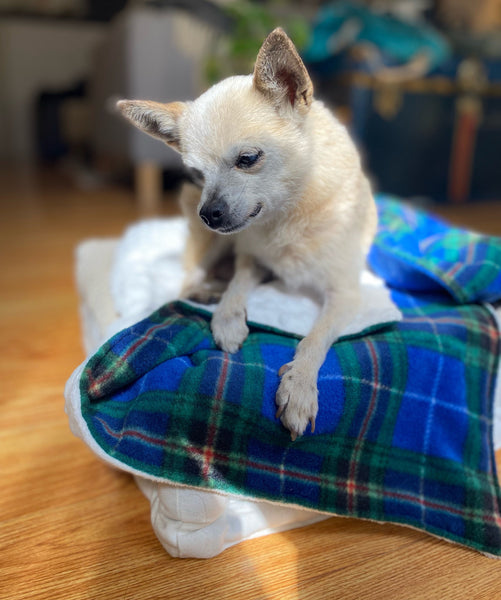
<box><xmin>117</xmin><ymin>28</ymin><xmax>377</xmax><ymax>440</ymax></box>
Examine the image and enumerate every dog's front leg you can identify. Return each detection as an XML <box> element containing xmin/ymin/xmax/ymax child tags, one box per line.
<box><xmin>181</xmin><ymin>234</ymin><xmax>232</xmax><ymax>304</ymax></box>
<box><xmin>211</xmin><ymin>254</ymin><xmax>266</xmax><ymax>353</ymax></box>
<box><xmin>276</xmin><ymin>288</ymin><xmax>361</xmax><ymax>440</ymax></box>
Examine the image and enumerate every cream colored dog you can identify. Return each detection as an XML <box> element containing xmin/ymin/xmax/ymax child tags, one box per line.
<box><xmin>118</xmin><ymin>28</ymin><xmax>377</xmax><ymax>439</ymax></box>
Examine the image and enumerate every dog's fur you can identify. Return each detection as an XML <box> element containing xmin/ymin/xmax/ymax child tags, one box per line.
<box><xmin>117</xmin><ymin>28</ymin><xmax>377</xmax><ymax>439</ymax></box>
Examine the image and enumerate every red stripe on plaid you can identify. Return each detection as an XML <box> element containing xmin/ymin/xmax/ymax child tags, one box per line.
<box><xmin>446</xmin><ymin>242</ymin><xmax>476</xmax><ymax>280</ymax></box>
<box><xmin>187</xmin><ymin>443</ymin><xmax>324</xmax><ymax>485</ymax></box>
<box><xmin>347</xmin><ymin>340</ymin><xmax>380</xmax><ymax>514</ymax></box>
<box><xmin>446</xmin><ymin>240</ymin><xmax>477</xmax><ymax>279</ymax></box>
<box><xmin>446</xmin><ymin>262</ymin><xmax>463</xmax><ymax>280</ymax></box>
<box><xmin>96</xmin><ymin>418</ymin><xmax>501</xmax><ymax>526</ymax></box>
<box><xmin>87</xmin><ymin>322</ymin><xmax>168</xmax><ymax>399</ymax></box>
<box><xmin>404</xmin><ymin>315</ymin><xmax>498</xmax><ymax>338</ymax></box>
<box><xmin>201</xmin><ymin>353</ymin><xmax>230</xmax><ymax>480</ymax></box>
<box><xmin>337</xmin><ymin>479</ymin><xmax>501</xmax><ymax>525</ymax></box>
<box><xmin>97</xmin><ymin>417</ymin><xmax>171</xmax><ymax>448</ymax></box>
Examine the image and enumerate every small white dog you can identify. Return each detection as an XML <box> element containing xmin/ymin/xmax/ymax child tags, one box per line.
<box><xmin>118</xmin><ymin>28</ymin><xmax>377</xmax><ymax>439</ymax></box>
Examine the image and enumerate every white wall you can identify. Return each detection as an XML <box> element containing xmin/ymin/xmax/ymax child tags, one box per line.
<box><xmin>0</xmin><ymin>18</ymin><xmax>105</xmax><ymax>163</ymax></box>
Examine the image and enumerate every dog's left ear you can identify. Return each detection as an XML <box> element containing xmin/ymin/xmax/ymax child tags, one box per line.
<box><xmin>253</xmin><ymin>28</ymin><xmax>313</xmax><ymax>115</ymax></box>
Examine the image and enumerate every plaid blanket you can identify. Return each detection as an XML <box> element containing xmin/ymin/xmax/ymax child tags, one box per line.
<box><xmin>370</xmin><ymin>198</ymin><xmax>501</xmax><ymax>303</ymax></box>
<box><xmin>79</xmin><ymin>197</ymin><xmax>501</xmax><ymax>557</ymax></box>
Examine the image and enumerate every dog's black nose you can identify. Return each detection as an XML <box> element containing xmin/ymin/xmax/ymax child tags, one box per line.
<box><xmin>199</xmin><ymin>198</ymin><xmax>228</xmax><ymax>230</ymax></box>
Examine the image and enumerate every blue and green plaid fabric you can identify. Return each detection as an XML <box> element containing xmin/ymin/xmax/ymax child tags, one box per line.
<box><xmin>370</xmin><ymin>197</ymin><xmax>501</xmax><ymax>303</ymax></box>
<box><xmin>79</xmin><ymin>197</ymin><xmax>501</xmax><ymax>557</ymax></box>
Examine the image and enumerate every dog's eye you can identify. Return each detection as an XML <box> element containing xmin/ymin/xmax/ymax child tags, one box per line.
<box><xmin>235</xmin><ymin>151</ymin><xmax>263</xmax><ymax>170</ymax></box>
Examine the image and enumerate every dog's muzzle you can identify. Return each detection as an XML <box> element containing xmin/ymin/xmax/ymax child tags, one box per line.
<box><xmin>199</xmin><ymin>197</ymin><xmax>229</xmax><ymax>230</ymax></box>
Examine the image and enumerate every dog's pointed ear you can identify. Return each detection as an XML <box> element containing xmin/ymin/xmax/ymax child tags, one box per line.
<box><xmin>116</xmin><ymin>99</ymin><xmax>186</xmax><ymax>151</ymax></box>
<box><xmin>253</xmin><ymin>28</ymin><xmax>313</xmax><ymax>115</ymax></box>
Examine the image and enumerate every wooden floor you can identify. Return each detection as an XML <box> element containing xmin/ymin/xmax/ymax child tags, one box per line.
<box><xmin>1</xmin><ymin>165</ymin><xmax>501</xmax><ymax>600</ymax></box>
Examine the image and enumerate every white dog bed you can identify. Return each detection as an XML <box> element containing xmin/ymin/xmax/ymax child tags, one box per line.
<box><xmin>65</xmin><ymin>209</ymin><xmax>501</xmax><ymax>559</ymax></box>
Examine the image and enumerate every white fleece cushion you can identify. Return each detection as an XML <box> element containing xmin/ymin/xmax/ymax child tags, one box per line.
<box><xmin>68</xmin><ymin>219</ymin><xmax>501</xmax><ymax>559</ymax></box>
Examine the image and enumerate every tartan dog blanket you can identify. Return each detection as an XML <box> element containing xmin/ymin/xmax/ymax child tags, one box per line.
<box><xmin>70</xmin><ymin>197</ymin><xmax>501</xmax><ymax>557</ymax></box>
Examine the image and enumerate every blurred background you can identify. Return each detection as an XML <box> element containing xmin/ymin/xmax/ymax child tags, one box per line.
<box><xmin>1</xmin><ymin>0</ymin><xmax>501</xmax><ymax>215</ymax></box>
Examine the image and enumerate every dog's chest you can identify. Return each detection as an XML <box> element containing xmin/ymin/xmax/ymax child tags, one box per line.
<box><xmin>237</xmin><ymin>230</ymin><xmax>317</xmax><ymax>289</ymax></box>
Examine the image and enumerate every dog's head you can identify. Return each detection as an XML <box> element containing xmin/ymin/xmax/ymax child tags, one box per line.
<box><xmin>118</xmin><ymin>28</ymin><xmax>314</xmax><ymax>234</ymax></box>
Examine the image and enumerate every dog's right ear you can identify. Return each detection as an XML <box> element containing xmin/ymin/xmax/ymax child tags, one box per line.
<box><xmin>116</xmin><ymin>100</ymin><xmax>186</xmax><ymax>152</ymax></box>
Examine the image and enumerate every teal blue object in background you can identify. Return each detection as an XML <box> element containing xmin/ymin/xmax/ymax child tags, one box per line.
<box><xmin>303</xmin><ymin>1</ymin><xmax>450</xmax><ymax>71</ymax></box>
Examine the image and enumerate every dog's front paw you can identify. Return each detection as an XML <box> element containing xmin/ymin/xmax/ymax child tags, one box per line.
<box><xmin>211</xmin><ymin>307</ymin><xmax>249</xmax><ymax>354</ymax></box>
<box><xmin>183</xmin><ymin>281</ymin><xmax>225</xmax><ymax>305</ymax></box>
<box><xmin>276</xmin><ymin>362</ymin><xmax>318</xmax><ymax>440</ymax></box>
